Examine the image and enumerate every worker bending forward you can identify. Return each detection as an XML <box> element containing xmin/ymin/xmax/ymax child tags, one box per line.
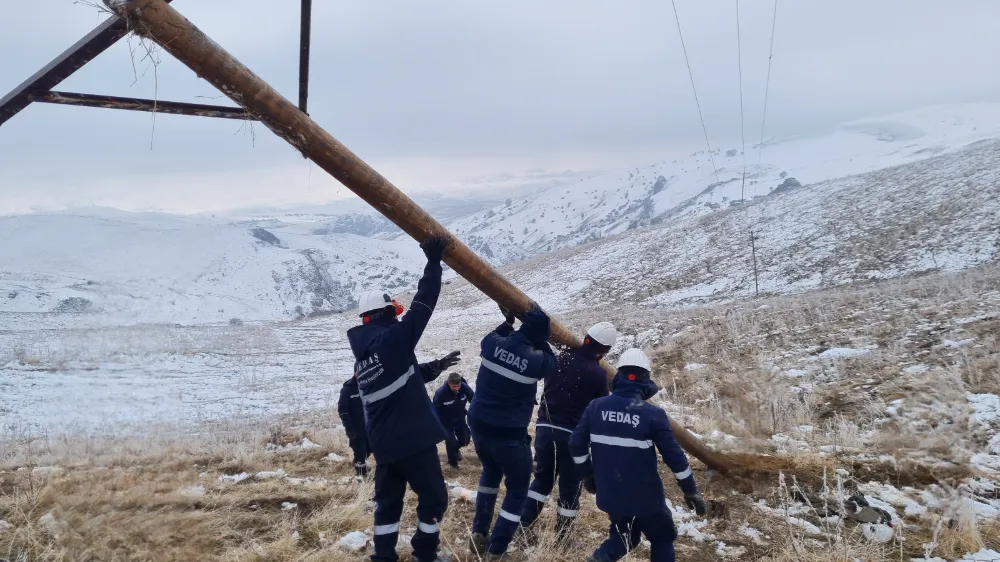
<box><xmin>521</xmin><ymin>321</ymin><xmax>618</xmax><ymax>540</ymax></box>
<box><xmin>569</xmin><ymin>348</ymin><xmax>707</xmax><ymax>562</ymax></box>
<box><xmin>348</xmin><ymin>235</ymin><xmax>461</xmax><ymax>562</ymax></box>
<box><xmin>337</xmin><ymin>376</ymin><xmax>370</xmax><ymax>477</ymax></box>
<box><xmin>433</xmin><ymin>372</ymin><xmax>475</xmax><ymax>468</ymax></box>
<box><xmin>468</xmin><ymin>304</ymin><xmax>557</xmax><ymax>560</ymax></box>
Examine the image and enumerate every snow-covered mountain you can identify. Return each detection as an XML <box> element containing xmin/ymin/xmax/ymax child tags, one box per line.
<box><xmin>444</xmin><ymin>135</ymin><xmax>1000</xmax><ymax>313</ymax></box>
<box><xmin>3</xmin><ymin>103</ymin><xmax>1000</xmax><ymax>323</ymax></box>
<box><xmin>0</xmin><ymin>208</ymin><xmax>428</xmax><ymax>324</ymax></box>
<box><xmin>449</xmin><ymin>103</ymin><xmax>1000</xmax><ymax>264</ymax></box>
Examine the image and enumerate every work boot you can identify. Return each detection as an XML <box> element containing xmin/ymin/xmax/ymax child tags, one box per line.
<box><xmin>469</xmin><ymin>533</ymin><xmax>488</xmax><ymax>557</ymax></box>
<box><xmin>457</xmin><ymin>450</ymin><xmax>464</xmax><ymax>462</ymax></box>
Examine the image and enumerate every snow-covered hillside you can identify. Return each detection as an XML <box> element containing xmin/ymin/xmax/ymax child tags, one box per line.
<box><xmin>3</xmin><ymin>103</ymin><xmax>1000</xmax><ymax>323</ymax></box>
<box><xmin>444</xmin><ymin>136</ymin><xmax>1000</xmax><ymax>312</ymax></box>
<box><xmin>0</xmin><ymin>208</ymin><xmax>427</xmax><ymax>324</ymax></box>
<box><xmin>449</xmin><ymin>103</ymin><xmax>1000</xmax><ymax>264</ymax></box>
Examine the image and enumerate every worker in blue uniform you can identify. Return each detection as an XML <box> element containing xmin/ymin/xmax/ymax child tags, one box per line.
<box><xmin>569</xmin><ymin>348</ymin><xmax>708</xmax><ymax>562</ymax></box>
<box><xmin>433</xmin><ymin>371</ymin><xmax>475</xmax><ymax>468</ymax></box>
<box><xmin>520</xmin><ymin>321</ymin><xmax>618</xmax><ymax>540</ymax></box>
<box><xmin>348</xmin><ymin>234</ymin><xmax>461</xmax><ymax>562</ymax></box>
<box><xmin>467</xmin><ymin>303</ymin><xmax>558</xmax><ymax>560</ymax></box>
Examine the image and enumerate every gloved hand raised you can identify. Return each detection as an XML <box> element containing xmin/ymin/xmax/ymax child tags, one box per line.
<box><xmin>684</xmin><ymin>491</ymin><xmax>707</xmax><ymax>516</ymax></box>
<box><xmin>498</xmin><ymin>304</ymin><xmax>516</xmax><ymax>325</ymax></box>
<box><xmin>438</xmin><ymin>350</ymin><xmax>461</xmax><ymax>370</ymax></box>
<box><xmin>420</xmin><ymin>234</ymin><xmax>451</xmax><ymax>262</ymax></box>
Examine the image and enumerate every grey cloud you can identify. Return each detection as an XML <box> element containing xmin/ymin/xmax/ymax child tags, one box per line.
<box><xmin>1</xmin><ymin>0</ymin><xmax>999</xmax><ymax>213</ymax></box>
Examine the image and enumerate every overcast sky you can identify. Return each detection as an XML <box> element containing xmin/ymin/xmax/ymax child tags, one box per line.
<box><xmin>1</xmin><ymin>0</ymin><xmax>998</xmax><ymax>214</ymax></box>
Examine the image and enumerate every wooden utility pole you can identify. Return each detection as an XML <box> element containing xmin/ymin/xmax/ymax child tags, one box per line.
<box><xmin>101</xmin><ymin>0</ymin><xmax>735</xmax><ymax>472</ymax></box>
<box><xmin>750</xmin><ymin>229</ymin><xmax>760</xmax><ymax>298</ymax></box>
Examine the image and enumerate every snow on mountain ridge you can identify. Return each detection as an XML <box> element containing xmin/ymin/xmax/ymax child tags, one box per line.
<box><xmin>441</xmin><ymin>136</ymin><xmax>1000</xmax><ymax>313</ymax></box>
<box><xmin>3</xmin><ymin>103</ymin><xmax>1000</xmax><ymax>323</ymax></box>
<box><xmin>449</xmin><ymin>103</ymin><xmax>1000</xmax><ymax>265</ymax></box>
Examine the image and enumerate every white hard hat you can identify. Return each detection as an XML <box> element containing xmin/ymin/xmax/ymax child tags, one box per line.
<box><xmin>358</xmin><ymin>289</ymin><xmax>393</xmax><ymax>315</ymax></box>
<box><xmin>617</xmin><ymin>348</ymin><xmax>651</xmax><ymax>372</ymax></box>
<box><xmin>586</xmin><ymin>321</ymin><xmax>618</xmax><ymax>347</ymax></box>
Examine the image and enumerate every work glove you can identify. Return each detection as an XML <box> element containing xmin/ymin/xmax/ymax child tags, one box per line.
<box><xmin>499</xmin><ymin>304</ymin><xmax>516</xmax><ymax>325</ymax></box>
<box><xmin>583</xmin><ymin>474</ymin><xmax>597</xmax><ymax>495</ymax></box>
<box><xmin>420</xmin><ymin>234</ymin><xmax>451</xmax><ymax>262</ymax></box>
<box><xmin>684</xmin><ymin>491</ymin><xmax>708</xmax><ymax>516</ymax></box>
<box><xmin>438</xmin><ymin>350</ymin><xmax>461</xmax><ymax>370</ymax></box>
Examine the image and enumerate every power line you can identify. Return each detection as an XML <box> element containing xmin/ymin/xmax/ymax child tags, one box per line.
<box><xmin>736</xmin><ymin>0</ymin><xmax>747</xmax><ymax>201</ymax></box>
<box><xmin>755</xmin><ymin>0</ymin><xmax>779</xmax><ymax>174</ymax></box>
<box><xmin>670</xmin><ymin>0</ymin><xmax>720</xmax><ymax>185</ymax></box>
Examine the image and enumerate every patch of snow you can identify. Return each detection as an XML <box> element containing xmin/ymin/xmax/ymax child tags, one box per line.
<box><xmin>219</xmin><ymin>472</ymin><xmax>250</xmax><ymax>484</ymax></box>
<box><xmin>904</xmin><ymin>364</ymin><xmax>930</xmax><ymax>373</ymax></box>
<box><xmin>971</xmin><ymin>437</ymin><xmax>1000</xmax><ymax>474</ymax></box>
<box><xmin>740</xmin><ymin>523</ymin><xmax>765</xmax><ymax>545</ymax></box>
<box><xmin>450</xmin><ymin>486</ymin><xmax>478</xmax><ymax>503</ymax></box>
<box><xmin>675</xmin><ymin>518</ymin><xmax>715</xmax><ymax>542</ymax></box>
<box><xmin>266</xmin><ymin>438</ymin><xmax>320</xmax><ymax>452</ymax></box>
<box><xmin>178</xmin><ymin>485</ymin><xmax>206</xmax><ymax>498</ymax></box>
<box><xmin>667</xmin><ymin>498</ymin><xmax>717</xmax><ymax>542</ymax></box>
<box><xmin>754</xmin><ymin>501</ymin><xmax>823</xmax><ymax>534</ymax></box>
<box><xmin>715</xmin><ymin>541</ymin><xmax>747</xmax><ymax>558</ymax></box>
<box><xmin>684</xmin><ymin>363</ymin><xmax>707</xmax><ymax>371</ymax></box>
<box><xmin>955</xmin><ymin>314</ymin><xmax>993</xmax><ymax>325</ymax></box>
<box><xmin>958</xmin><ymin>550</ymin><xmax>1000</xmax><ymax>562</ymax></box>
<box><xmin>968</xmin><ymin>393</ymin><xmax>1000</xmax><ymax>428</ymax></box>
<box><xmin>887</xmin><ymin>399</ymin><xmax>905</xmax><ymax>416</ymax></box>
<box><xmin>818</xmin><ymin>347</ymin><xmax>872</xmax><ymax>359</ymax></box>
<box><xmin>324</xmin><ymin>452</ymin><xmax>345</xmax><ymax>462</ymax></box>
<box><xmin>784</xmin><ymin>368</ymin><xmax>810</xmax><ymax>377</ymax></box>
<box><xmin>281</xmin><ymin>502</ymin><xmax>297</xmax><ymax>511</ymax></box>
<box><xmin>38</xmin><ymin>510</ymin><xmax>61</xmax><ymax>537</ymax></box>
<box><xmin>337</xmin><ymin>531</ymin><xmax>369</xmax><ymax>551</ymax></box>
<box><xmin>861</xmin><ymin>523</ymin><xmax>894</xmax><ymax>543</ymax></box>
<box><xmin>879</xmin><ymin>455</ymin><xmax>898</xmax><ymax>466</ymax></box>
<box><xmin>943</xmin><ymin>338</ymin><xmax>975</xmax><ymax>348</ymax></box>
<box><xmin>286</xmin><ymin>476</ymin><xmax>328</xmax><ymax>488</ymax></box>
<box><xmin>31</xmin><ymin>466</ymin><xmax>62</xmax><ymax>476</ymax></box>
<box><xmin>255</xmin><ymin>468</ymin><xmax>288</xmax><ymax>480</ymax></box>
<box><xmin>0</xmin><ymin>520</ymin><xmax>11</xmax><ymax>531</ymax></box>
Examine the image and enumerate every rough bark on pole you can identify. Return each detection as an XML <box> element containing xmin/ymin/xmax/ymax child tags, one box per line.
<box><xmin>102</xmin><ymin>0</ymin><xmax>735</xmax><ymax>473</ymax></box>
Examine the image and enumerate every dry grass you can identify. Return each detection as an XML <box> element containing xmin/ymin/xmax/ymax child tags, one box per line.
<box><xmin>564</xmin><ymin>264</ymin><xmax>1000</xmax><ymax>469</ymax></box>
<box><xmin>3</xmin><ymin>265</ymin><xmax>1000</xmax><ymax>560</ymax></box>
<box><xmin>2</xmin><ymin>430</ymin><xmax>998</xmax><ymax>562</ymax></box>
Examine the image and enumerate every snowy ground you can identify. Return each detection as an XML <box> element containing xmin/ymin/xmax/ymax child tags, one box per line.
<box><xmin>3</xmin><ymin>269</ymin><xmax>1000</xmax><ymax>560</ymax></box>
